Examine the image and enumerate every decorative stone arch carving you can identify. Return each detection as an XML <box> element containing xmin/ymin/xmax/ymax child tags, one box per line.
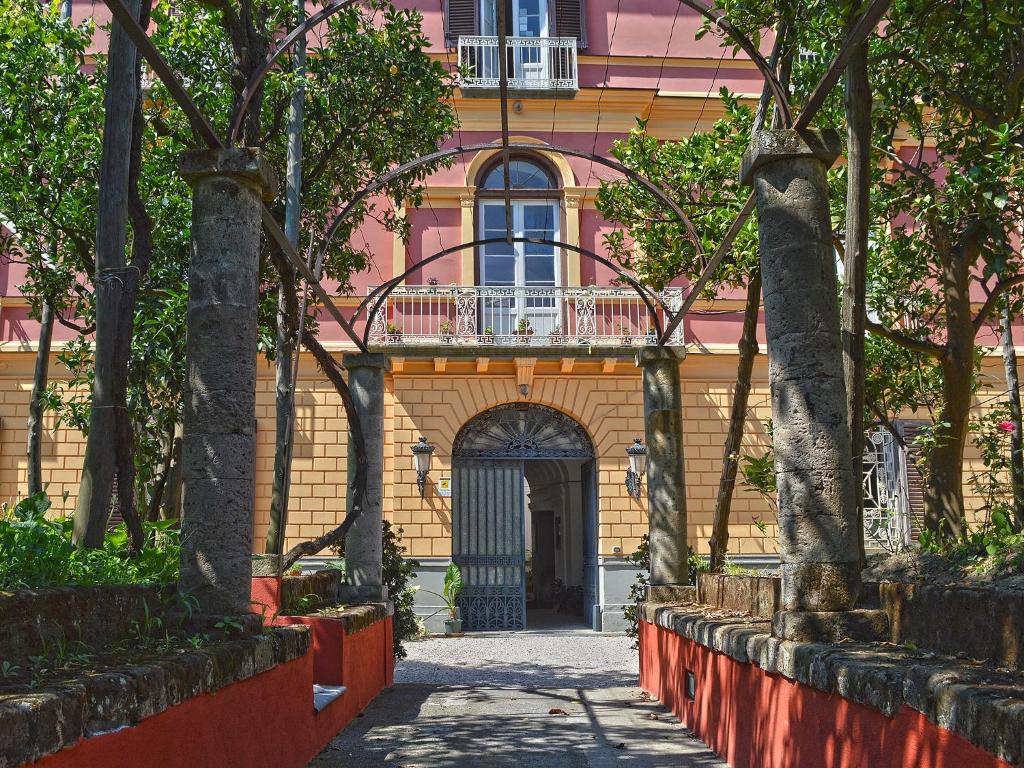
<box><xmin>453</xmin><ymin>403</ymin><xmax>594</xmax><ymax>460</ymax></box>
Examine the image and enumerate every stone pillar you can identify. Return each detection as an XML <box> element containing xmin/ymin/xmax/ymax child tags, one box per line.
<box><xmin>637</xmin><ymin>347</ymin><xmax>688</xmax><ymax>592</ymax></box>
<box><xmin>178</xmin><ymin>148</ymin><xmax>277</xmax><ymax>615</ymax></box>
<box><xmin>341</xmin><ymin>352</ymin><xmax>390</xmax><ymax>601</ymax></box>
<box><xmin>740</xmin><ymin>129</ymin><xmax>861</xmax><ymax>612</ymax></box>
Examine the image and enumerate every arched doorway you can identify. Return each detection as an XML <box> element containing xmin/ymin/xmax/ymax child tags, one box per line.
<box><xmin>452</xmin><ymin>403</ymin><xmax>598</xmax><ymax>631</ymax></box>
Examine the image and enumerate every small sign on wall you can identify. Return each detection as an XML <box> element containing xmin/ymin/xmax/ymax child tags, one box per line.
<box><xmin>437</xmin><ymin>476</ymin><xmax>452</xmax><ymax>497</ymax></box>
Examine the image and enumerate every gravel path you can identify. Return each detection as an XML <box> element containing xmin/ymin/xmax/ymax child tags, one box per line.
<box><xmin>310</xmin><ymin>621</ymin><xmax>727</xmax><ymax>767</ymax></box>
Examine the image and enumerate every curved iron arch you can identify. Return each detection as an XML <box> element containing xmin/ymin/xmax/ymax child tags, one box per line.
<box><xmin>453</xmin><ymin>402</ymin><xmax>594</xmax><ymax>459</ymax></box>
<box><xmin>229</xmin><ymin>0</ymin><xmax>793</xmax><ymax>145</ymax></box>
<box><xmin>316</xmin><ymin>141</ymin><xmax>704</xmax><ymax>274</ymax></box>
<box><xmin>353</xmin><ymin>236</ymin><xmax>670</xmax><ymax>348</ymax></box>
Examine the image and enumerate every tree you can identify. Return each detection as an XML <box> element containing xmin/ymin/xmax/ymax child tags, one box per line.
<box><xmin>71</xmin><ymin>0</ymin><xmax>151</xmax><ymax>549</ymax></box>
<box><xmin>863</xmin><ymin>0</ymin><xmax>1024</xmax><ymax>538</ymax></box>
<box><xmin>596</xmin><ymin>91</ymin><xmax>760</xmax><ymax>569</ymax></box>
<box><xmin>0</xmin><ymin>3</ymin><xmax>101</xmax><ymax>500</ymax></box>
<box><xmin>147</xmin><ymin>0</ymin><xmax>458</xmax><ymax>558</ymax></box>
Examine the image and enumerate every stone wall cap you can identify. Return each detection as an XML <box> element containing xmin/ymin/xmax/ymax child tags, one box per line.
<box><xmin>740</xmin><ymin>128</ymin><xmax>842</xmax><ymax>185</ymax></box>
<box><xmin>178</xmin><ymin>147</ymin><xmax>278</xmax><ymax>201</ymax></box>
<box><xmin>635</xmin><ymin>346</ymin><xmax>685</xmax><ymax>366</ymax></box>
<box><xmin>341</xmin><ymin>352</ymin><xmax>393</xmax><ymax>372</ymax></box>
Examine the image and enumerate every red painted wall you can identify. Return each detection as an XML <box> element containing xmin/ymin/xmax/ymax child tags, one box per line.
<box><xmin>34</xmin><ymin>590</ymin><xmax>393</xmax><ymax>768</ymax></box>
<box><xmin>639</xmin><ymin>620</ymin><xmax>1015</xmax><ymax>768</ymax></box>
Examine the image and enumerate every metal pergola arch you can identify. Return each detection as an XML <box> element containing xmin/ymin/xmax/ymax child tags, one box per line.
<box><xmin>101</xmin><ymin>0</ymin><xmax>893</xmax><ymax>353</ymax></box>
<box><xmin>352</xmin><ymin>237</ymin><xmax>674</xmax><ymax>348</ymax></box>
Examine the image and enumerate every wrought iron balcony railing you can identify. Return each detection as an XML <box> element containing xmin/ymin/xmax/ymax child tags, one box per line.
<box><xmin>457</xmin><ymin>36</ymin><xmax>579</xmax><ymax>93</ymax></box>
<box><xmin>368</xmin><ymin>285</ymin><xmax>683</xmax><ymax>349</ymax></box>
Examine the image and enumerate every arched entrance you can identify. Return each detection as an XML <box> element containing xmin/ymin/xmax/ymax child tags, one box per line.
<box><xmin>452</xmin><ymin>403</ymin><xmax>597</xmax><ymax>631</ymax></box>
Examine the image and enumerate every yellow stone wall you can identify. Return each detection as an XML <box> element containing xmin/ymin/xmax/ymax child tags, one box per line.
<box><xmin>0</xmin><ymin>349</ymin><xmax>1012</xmax><ymax>560</ymax></box>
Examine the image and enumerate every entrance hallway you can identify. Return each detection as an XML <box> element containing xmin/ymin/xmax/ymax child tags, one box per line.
<box><xmin>309</xmin><ymin>630</ymin><xmax>726</xmax><ymax>767</ymax></box>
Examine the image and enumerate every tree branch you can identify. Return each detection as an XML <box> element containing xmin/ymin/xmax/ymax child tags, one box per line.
<box><xmin>280</xmin><ymin>334</ymin><xmax>366</xmax><ymax>570</ymax></box>
<box><xmin>866</xmin><ymin>318</ymin><xmax>945</xmax><ymax>358</ymax></box>
<box><xmin>974</xmin><ymin>273</ymin><xmax>1024</xmax><ymax>331</ymax></box>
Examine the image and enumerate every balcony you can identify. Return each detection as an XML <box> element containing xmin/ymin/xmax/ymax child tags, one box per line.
<box><xmin>457</xmin><ymin>36</ymin><xmax>579</xmax><ymax>95</ymax></box>
<box><xmin>367</xmin><ymin>285</ymin><xmax>683</xmax><ymax>351</ymax></box>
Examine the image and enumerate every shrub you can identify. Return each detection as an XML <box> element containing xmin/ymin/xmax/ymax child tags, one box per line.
<box><xmin>0</xmin><ymin>493</ymin><xmax>180</xmax><ymax>590</ymax></box>
<box><xmin>332</xmin><ymin>519</ymin><xmax>420</xmax><ymax>661</ymax></box>
<box><xmin>622</xmin><ymin>534</ymin><xmax>705</xmax><ymax>649</ymax></box>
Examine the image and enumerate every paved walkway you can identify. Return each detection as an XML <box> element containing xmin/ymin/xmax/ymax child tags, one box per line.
<box><xmin>310</xmin><ymin>617</ymin><xmax>726</xmax><ymax>767</ymax></box>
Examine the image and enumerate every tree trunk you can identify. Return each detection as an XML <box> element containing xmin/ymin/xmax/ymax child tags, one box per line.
<box><xmin>267</xmin><ymin>273</ymin><xmax>298</xmax><ymax>554</ymax></box>
<box><xmin>281</xmin><ymin>334</ymin><xmax>367</xmax><ymax>570</ymax></box>
<box><xmin>708</xmin><ymin>271</ymin><xmax>761</xmax><ymax>572</ymax></box>
<box><xmin>147</xmin><ymin>423</ymin><xmax>176</xmax><ymax>522</ymax></box>
<box><xmin>263</xmin><ymin>0</ymin><xmax>306</xmax><ymax>556</ymax></box>
<box><xmin>161</xmin><ymin>422</ymin><xmax>183</xmax><ymax>521</ymax></box>
<box><xmin>842</xmin><ymin>37</ymin><xmax>872</xmax><ymax>566</ymax></box>
<box><xmin>1001</xmin><ymin>297</ymin><xmax>1024</xmax><ymax>529</ymax></box>
<box><xmin>72</xmin><ymin>0</ymin><xmax>144</xmax><ymax>548</ymax></box>
<box><xmin>27</xmin><ymin>301</ymin><xmax>54</xmax><ymax>497</ymax></box>
<box><xmin>923</xmin><ymin>230</ymin><xmax>979</xmax><ymax>540</ymax></box>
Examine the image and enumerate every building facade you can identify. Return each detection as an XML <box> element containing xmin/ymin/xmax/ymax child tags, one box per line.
<box><xmin>0</xmin><ymin>0</ymin><xmax>1011</xmax><ymax>632</ymax></box>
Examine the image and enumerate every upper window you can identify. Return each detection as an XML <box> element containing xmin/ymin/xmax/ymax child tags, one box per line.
<box><xmin>480</xmin><ymin>159</ymin><xmax>556</xmax><ymax>191</ymax></box>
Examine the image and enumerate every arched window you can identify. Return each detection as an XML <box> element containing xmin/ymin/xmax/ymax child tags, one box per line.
<box><xmin>475</xmin><ymin>155</ymin><xmax>562</xmax><ymax>336</ymax></box>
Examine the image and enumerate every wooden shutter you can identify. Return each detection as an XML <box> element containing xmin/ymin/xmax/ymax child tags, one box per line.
<box><xmin>896</xmin><ymin>420</ymin><xmax>928</xmax><ymax>540</ymax></box>
<box><xmin>445</xmin><ymin>0</ymin><xmax>477</xmax><ymax>47</ymax></box>
<box><xmin>554</xmin><ymin>0</ymin><xmax>587</xmax><ymax>48</ymax></box>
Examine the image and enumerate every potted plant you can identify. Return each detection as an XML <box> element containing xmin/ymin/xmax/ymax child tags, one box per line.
<box><xmin>385</xmin><ymin>322</ymin><xmax>402</xmax><ymax>342</ymax></box>
<box><xmin>424</xmin><ymin>562</ymin><xmax>464</xmax><ymax>635</ymax></box>
<box><xmin>481</xmin><ymin>327</ymin><xmax>495</xmax><ymax>345</ymax></box>
<box><xmin>427</xmin><ymin>276</ymin><xmax>440</xmax><ymax>286</ymax></box>
<box><xmin>514</xmin><ymin>317</ymin><xmax>533</xmax><ymax>345</ymax></box>
<box><xmin>617</xmin><ymin>322</ymin><xmax>632</xmax><ymax>346</ymax></box>
<box><xmin>439</xmin><ymin>318</ymin><xmax>454</xmax><ymax>344</ymax></box>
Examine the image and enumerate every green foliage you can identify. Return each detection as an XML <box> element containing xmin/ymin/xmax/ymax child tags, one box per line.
<box><xmin>595</xmin><ymin>90</ymin><xmax>758</xmax><ymax>291</ymax></box>
<box><xmin>423</xmin><ymin>561</ymin><xmax>464</xmax><ymax>622</ymax></box>
<box><xmin>332</xmin><ymin>520</ymin><xmax>421</xmax><ymax>661</ymax></box>
<box><xmin>622</xmin><ymin>535</ymin><xmax>705</xmax><ymax>649</ymax></box>
<box><xmin>966</xmin><ymin>406</ymin><xmax>1021</xmax><ymax>534</ymax></box>
<box><xmin>0</xmin><ymin>493</ymin><xmax>179</xmax><ymax>590</ymax></box>
<box><xmin>381</xmin><ymin>521</ymin><xmax>421</xmax><ymax>661</ymax></box>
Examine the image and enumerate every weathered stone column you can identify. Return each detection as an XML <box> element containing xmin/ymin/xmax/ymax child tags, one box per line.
<box><xmin>178</xmin><ymin>148</ymin><xmax>276</xmax><ymax>616</ymax></box>
<box><xmin>740</xmin><ymin>129</ymin><xmax>861</xmax><ymax>612</ymax></box>
<box><xmin>637</xmin><ymin>347</ymin><xmax>688</xmax><ymax>592</ymax></box>
<box><xmin>341</xmin><ymin>352</ymin><xmax>390</xmax><ymax>601</ymax></box>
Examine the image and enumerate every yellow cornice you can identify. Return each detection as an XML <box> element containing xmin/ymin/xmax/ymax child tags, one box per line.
<box><xmin>450</xmin><ymin>88</ymin><xmax>759</xmax><ymax>137</ymax></box>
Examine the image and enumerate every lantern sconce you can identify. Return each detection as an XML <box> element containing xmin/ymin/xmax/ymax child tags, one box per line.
<box><xmin>625</xmin><ymin>437</ymin><xmax>647</xmax><ymax>499</ymax></box>
<box><xmin>411</xmin><ymin>436</ymin><xmax>435</xmax><ymax>497</ymax></box>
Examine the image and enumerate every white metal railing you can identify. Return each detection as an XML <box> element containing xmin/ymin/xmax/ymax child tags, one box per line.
<box><xmin>457</xmin><ymin>36</ymin><xmax>578</xmax><ymax>91</ymax></box>
<box><xmin>862</xmin><ymin>428</ymin><xmax>914</xmax><ymax>552</ymax></box>
<box><xmin>367</xmin><ymin>285</ymin><xmax>683</xmax><ymax>348</ymax></box>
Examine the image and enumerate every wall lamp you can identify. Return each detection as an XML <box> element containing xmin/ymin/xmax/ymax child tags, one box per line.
<box><xmin>411</xmin><ymin>436</ymin><xmax>434</xmax><ymax>497</ymax></box>
<box><xmin>625</xmin><ymin>437</ymin><xmax>647</xmax><ymax>499</ymax></box>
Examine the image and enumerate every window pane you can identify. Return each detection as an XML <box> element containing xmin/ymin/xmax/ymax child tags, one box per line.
<box><xmin>483</xmin><ymin>255</ymin><xmax>515</xmax><ymax>284</ymax></box>
<box><xmin>481</xmin><ymin>160</ymin><xmax>553</xmax><ymax>190</ymax></box>
<box><xmin>524</xmin><ymin>255</ymin><xmax>555</xmax><ymax>284</ymax></box>
<box><xmin>483</xmin><ymin>205</ymin><xmax>508</xmax><ymax>229</ymax></box>
<box><xmin>523</xmin><ymin>204</ymin><xmax>554</xmax><ymax>231</ymax></box>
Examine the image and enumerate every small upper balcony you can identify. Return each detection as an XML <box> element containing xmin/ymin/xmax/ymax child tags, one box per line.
<box><xmin>457</xmin><ymin>36</ymin><xmax>579</xmax><ymax>96</ymax></box>
<box><xmin>367</xmin><ymin>284</ymin><xmax>683</xmax><ymax>354</ymax></box>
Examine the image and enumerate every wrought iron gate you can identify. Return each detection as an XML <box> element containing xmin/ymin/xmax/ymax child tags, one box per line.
<box><xmin>452</xmin><ymin>459</ymin><xmax>526</xmax><ymax>630</ymax></box>
<box><xmin>451</xmin><ymin>403</ymin><xmax>596</xmax><ymax>632</ymax></box>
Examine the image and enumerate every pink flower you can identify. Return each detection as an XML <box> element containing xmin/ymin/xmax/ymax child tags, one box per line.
<box><xmin>998</xmin><ymin>420</ymin><xmax>1016</xmax><ymax>433</ymax></box>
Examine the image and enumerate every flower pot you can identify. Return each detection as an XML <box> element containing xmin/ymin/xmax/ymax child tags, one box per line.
<box><xmin>444</xmin><ymin>618</ymin><xmax>463</xmax><ymax>634</ymax></box>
